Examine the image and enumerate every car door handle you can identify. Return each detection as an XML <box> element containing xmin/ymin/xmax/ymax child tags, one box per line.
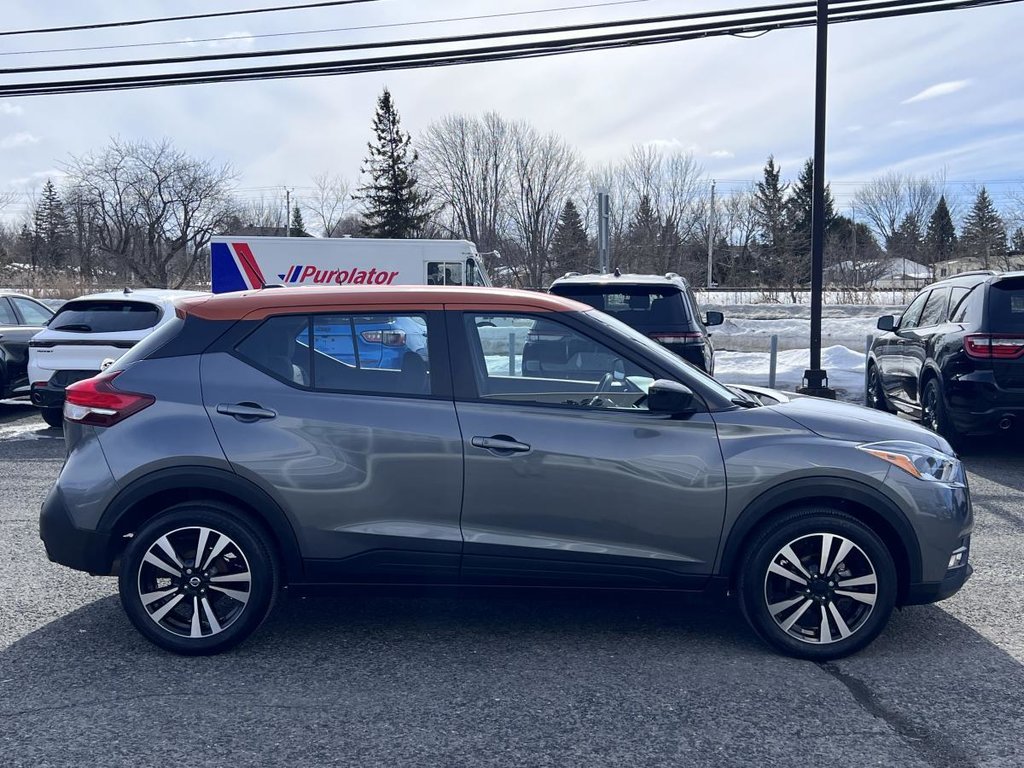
<box><xmin>471</xmin><ymin>435</ymin><xmax>531</xmax><ymax>454</ymax></box>
<box><xmin>216</xmin><ymin>402</ymin><xmax>277</xmax><ymax>422</ymax></box>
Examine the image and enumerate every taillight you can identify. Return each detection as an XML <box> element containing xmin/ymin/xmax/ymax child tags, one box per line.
<box><xmin>64</xmin><ymin>371</ymin><xmax>155</xmax><ymax>427</ymax></box>
<box><xmin>650</xmin><ymin>332</ymin><xmax>703</xmax><ymax>345</ymax></box>
<box><xmin>964</xmin><ymin>334</ymin><xmax>1024</xmax><ymax>360</ymax></box>
<box><xmin>360</xmin><ymin>329</ymin><xmax>406</xmax><ymax>346</ymax></box>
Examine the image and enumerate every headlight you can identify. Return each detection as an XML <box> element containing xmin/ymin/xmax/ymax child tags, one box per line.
<box><xmin>857</xmin><ymin>440</ymin><xmax>964</xmax><ymax>484</ymax></box>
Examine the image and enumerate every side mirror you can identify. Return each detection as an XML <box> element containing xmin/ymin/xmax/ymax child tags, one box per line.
<box><xmin>705</xmin><ymin>310</ymin><xmax>724</xmax><ymax>327</ymax></box>
<box><xmin>876</xmin><ymin>315</ymin><xmax>897</xmax><ymax>332</ymax></box>
<box><xmin>647</xmin><ymin>379</ymin><xmax>697</xmax><ymax>415</ymax></box>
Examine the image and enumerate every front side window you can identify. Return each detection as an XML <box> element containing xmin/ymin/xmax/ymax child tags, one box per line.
<box><xmin>427</xmin><ymin>262</ymin><xmax>464</xmax><ymax>286</ymax></box>
<box><xmin>312</xmin><ymin>313</ymin><xmax>431</xmax><ymax>396</ymax></box>
<box><xmin>11</xmin><ymin>297</ymin><xmax>53</xmax><ymax>325</ymax></box>
<box><xmin>899</xmin><ymin>291</ymin><xmax>931</xmax><ymax>330</ymax></box>
<box><xmin>918</xmin><ymin>287</ymin><xmax>950</xmax><ymax>328</ymax></box>
<box><xmin>464</xmin><ymin>313</ymin><xmax>653</xmax><ymax>410</ymax></box>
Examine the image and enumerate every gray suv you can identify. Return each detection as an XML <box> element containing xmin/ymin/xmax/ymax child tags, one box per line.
<box><xmin>40</xmin><ymin>286</ymin><xmax>972</xmax><ymax>659</ymax></box>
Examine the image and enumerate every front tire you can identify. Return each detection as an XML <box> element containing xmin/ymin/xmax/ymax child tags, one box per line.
<box><xmin>40</xmin><ymin>407</ymin><xmax>63</xmax><ymax>429</ymax></box>
<box><xmin>865</xmin><ymin>364</ymin><xmax>891</xmax><ymax>412</ymax></box>
<box><xmin>738</xmin><ymin>508</ymin><xmax>896</xmax><ymax>660</ymax></box>
<box><xmin>118</xmin><ymin>502</ymin><xmax>279</xmax><ymax>655</ymax></box>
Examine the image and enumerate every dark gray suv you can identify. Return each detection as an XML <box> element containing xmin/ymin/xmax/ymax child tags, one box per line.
<box><xmin>40</xmin><ymin>286</ymin><xmax>972</xmax><ymax>659</ymax></box>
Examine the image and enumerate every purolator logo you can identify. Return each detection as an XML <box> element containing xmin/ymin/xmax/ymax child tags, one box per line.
<box><xmin>277</xmin><ymin>265</ymin><xmax>401</xmax><ymax>285</ymax></box>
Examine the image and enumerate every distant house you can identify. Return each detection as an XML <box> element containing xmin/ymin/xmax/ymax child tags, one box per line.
<box><xmin>825</xmin><ymin>258</ymin><xmax>932</xmax><ymax>289</ymax></box>
<box><xmin>933</xmin><ymin>253</ymin><xmax>1024</xmax><ymax>277</ymax></box>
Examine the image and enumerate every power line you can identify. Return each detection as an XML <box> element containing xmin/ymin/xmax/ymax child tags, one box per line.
<box><xmin>0</xmin><ymin>0</ymin><xmax>1017</xmax><ymax>97</ymax></box>
<box><xmin>0</xmin><ymin>0</ymin><xmax>929</xmax><ymax>75</ymax></box>
<box><xmin>0</xmin><ymin>0</ymin><xmax>385</xmax><ymax>38</ymax></box>
<box><xmin>0</xmin><ymin>0</ymin><xmax>656</xmax><ymax>58</ymax></box>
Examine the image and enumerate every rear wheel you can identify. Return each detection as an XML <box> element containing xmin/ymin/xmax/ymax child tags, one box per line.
<box><xmin>922</xmin><ymin>377</ymin><xmax>958</xmax><ymax>444</ymax></box>
<box><xmin>40</xmin><ymin>407</ymin><xmax>63</xmax><ymax>429</ymax></box>
<box><xmin>118</xmin><ymin>502</ymin><xmax>279</xmax><ymax>655</ymax></box>
<box><xmin>738</xmin><ymin>508</ymin><xmax>897</xmax><ymax>660</ymax></box>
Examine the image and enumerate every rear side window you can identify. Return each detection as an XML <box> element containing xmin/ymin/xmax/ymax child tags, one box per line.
<box><xmin>918</xmin><ymin>287</ymin><xmax>950</xmax><ymax>328</ymax></box>
<box><xmin>0</xmin><ymin>299</ymin><xmax>16</xmax><ymax>325</ymax></box>
<box><xmin>235</xmin><ymin>315</ymin><xmax>311</xmax><ymax>387</ymax></box>
<box><xmin>11</xmin><ymin>297</ymin><xmax>53</xmax><ymax>325</ymax></box>
<box><xmin>49</xmin><ymin>300</ymin><xmax>161</xmax><ymax>333</ymax></box>
<box><xmin>550</xmin><ymin>285</ymin><xmax>691</xmax><ymax>327</ymax></box>
<box><xmin>989</xmin><ymin>278</ymin><xmax>1024</xmax><ymax>332</ymax></box>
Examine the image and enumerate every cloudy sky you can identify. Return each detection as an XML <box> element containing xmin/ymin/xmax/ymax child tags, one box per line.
<box><xmin>1</xmin><ymin>0</ymin><xmax>1022</xmax><ymax>221</ymax></box>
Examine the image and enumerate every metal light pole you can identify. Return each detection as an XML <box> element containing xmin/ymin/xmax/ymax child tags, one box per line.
<box><xmin>706</xmin><ymin>179</ymin><xmax>716</xmax><ymax>287</ymax></box>
<box><xmin>798</xmin><ymin>0</ymin><xmax>836</xmax><ymax>399</ymax></box>
<box><xmin>285</xmin><ymin>187</ymin><xmax>291</xmax><ymax>238</ymax></box>
<box><xmin>597</xmin><ymin>187</ymin><xmax>611</xmax><ymax>273</ymax></box>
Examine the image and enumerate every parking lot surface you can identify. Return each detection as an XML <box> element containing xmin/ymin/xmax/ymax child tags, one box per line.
<box><xmin>2</xmin><ymin>402</ymin><xmax>1023</xmax><ymax>768</ymax></box>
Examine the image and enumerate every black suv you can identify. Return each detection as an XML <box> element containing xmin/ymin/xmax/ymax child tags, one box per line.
<box><xmin>548</xmin><ymin>272</ymin><xmax>723</xmax><ymax>373</ymax></box>
<box><xmin>866</xmin><ymin>270</ymin><xmax>1024</xmax><ymax>439</ymax></box>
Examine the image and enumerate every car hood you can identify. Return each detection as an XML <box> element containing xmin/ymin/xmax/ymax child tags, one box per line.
<box><xmin>754</xmin><ymin>390</ymin><xmax>952</xmax><ymax>453</ymax></box>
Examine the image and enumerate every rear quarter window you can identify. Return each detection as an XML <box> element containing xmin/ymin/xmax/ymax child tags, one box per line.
<box><xmin>989</xmin><ymin>278</ymin><xmax>1024</xmax><ymax>332</ymax></box>
<box><xmin>49</xmin><ymin>300</ymin><xmax>161</xmax><ymax>333</ymax></box>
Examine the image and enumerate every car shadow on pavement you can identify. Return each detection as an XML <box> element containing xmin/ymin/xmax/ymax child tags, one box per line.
<box><xmin>2</xmin><ymin>590</ymin><xmax>1023</xmax><ymax>766</ymax></box>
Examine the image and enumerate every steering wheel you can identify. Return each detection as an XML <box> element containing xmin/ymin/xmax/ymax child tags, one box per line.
<box><xmin>595</xmin><ymin>372</ymin><xmax>643</xmax><ymax>394</ymax></box>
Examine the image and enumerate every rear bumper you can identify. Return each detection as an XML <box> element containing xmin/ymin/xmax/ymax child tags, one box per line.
<box><xmin>30</xmin><ymin>370</ymin><xmax>99</xmax><ymax>410</ymax></box>
<box><xmin>946</xmin><ymin>372</ymin><xmax>1024</xmax><ymax>434</ymax></box>
<box><xmin>39</xmin><ymin>484</ymin><xmax>116</xmax><ymax>575</ymax></box>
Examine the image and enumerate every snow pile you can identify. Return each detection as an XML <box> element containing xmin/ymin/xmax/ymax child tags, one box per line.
<box><xmin>716</xmin><ymin>345</ymin><xmax>866</xmax><ymax>400</ymax></box>
<box><xmin>712</xmin><ymin>315</ymin><xmax>880</xmax><ymax>352</ymax></box>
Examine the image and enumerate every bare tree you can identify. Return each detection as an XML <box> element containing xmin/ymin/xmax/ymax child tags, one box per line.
<box><xmin>854</xmin><ymin>171</ymin><xmax>944</xmax><ymax>246</ymax></box>
<box><xmin>305</xmin><ymin>172</ymin><xmax>353</xmax><ymax>237</ymax></box>
<box><xmin>64</xmin><ymin>138</ymin><xmax>235</xmax><ymax>288</ymax></box>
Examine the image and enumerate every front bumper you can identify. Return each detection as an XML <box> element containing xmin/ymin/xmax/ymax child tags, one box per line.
<box><xmin>39</xmin><ymin>484</ymin><xmax>116</xmax><ymax>575</ymax></box>
<box><xmin>905</xmin><ymin>561</ymin><xmax>973</xmax><ymax>605</ymax></box>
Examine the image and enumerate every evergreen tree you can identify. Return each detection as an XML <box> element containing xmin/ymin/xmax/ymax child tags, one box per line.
<box><xmin>786</xmin><ymin>158</ymin><xmax>837</xmax><ymax>260</ymax></box>
<box><xmin>32</xmin><ymin>178</ymin><xmax>69</xmax><ymax>270</ymax></box>
<box><xmin>752</xmin><ymin>156</ymin><xmax>790</xmax><ymax>284</ymax></box>
<box><xmin>960</xmin><ymin>187</ymin><xmax>1006</xmax><ymax>268</ymax></box>
<box><xmin>923</xmin><ymin>195</ymin><xmax>957</xmax><ymax>266</ymax></box>
<box><xmin>549</xmin><ymin>199</ymin><xmax>589</xmax><ymax>275</ymax></box>
<box><xmin>1011</xmin><ymin>227</ymin><xmax>1024</xmax><ymax>253</ymax></box>
<box><xmin>888</xmin><ymin>213</ymin><xmax>924</xmax><ymax>266</ymax></box>
<box><xmin>356</xmin><ymin>88</ymin><xmax>431</xmax><ymax>238</ymax></box>
<box><xmin>290</xmin><ymin>204</ymin><xmax>310</xmax><ymax>237</ymax></box>
<box><xmin>622</xmin><ymin>194</ymin><xmax>661</xmax><ymax>272</ymax></box>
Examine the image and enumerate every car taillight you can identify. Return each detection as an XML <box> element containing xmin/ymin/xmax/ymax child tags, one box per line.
<box><xmin>64</xmin><ymin>370</ymin><xmax>155</xmax><ymax>427</ymax></box>
<box><xmin>649</xmin><ymin>332</ymin><xmax>703</xmax><ymax>344</ymax></box>
<box><xmin>964</xmin><ymin>334</ymin><xmax>1024</xmax><ymax>360</ymax></box>
<box><xmin>360</xmin><ymin>329</ymin><xmax>406</xmax><ymax>346</ymax></box>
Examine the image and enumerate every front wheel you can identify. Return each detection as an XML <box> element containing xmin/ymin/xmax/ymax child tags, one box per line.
<box><xmin>738</xmin><ymin>508</ymin><xmax>896</xmax><ymax>660</ymax></box>
<box><xmin>118</xmin><ymin>502</ymin><xmax>279</xmax><ymax>655</ymax></box>
<box><xmin>865</xmin><ymin>364</ymin><xmax>891</xmax><ymax>412</ymax></box>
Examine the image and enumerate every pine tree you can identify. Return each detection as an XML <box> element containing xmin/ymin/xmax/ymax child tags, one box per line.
<box><xmin>356</xmin><ymin>88</ymin><xmax>431</xmax><ymax>238</ymax></box>
<box><xmin>549</xmin><ymin>199</ymin><xmax>589</xmax><ymax>275</ymax></box>
<box><xmin>786</xmin><ymin>158</ymin><xmax>837</xmax><ymax>260</ymax></box>
<box><xmin>32</xmin><ymin>178</ymin><xmax>68</xmax><ymax>269</ymax></box>
<box><xmin>290</xmin><ymin>204</ymin><xmax>310</xmax><ymax>237</ymax></box>
<box><xmin>1012</xmin><ymin>227</ymin><xmax>1024</xmax><ymax>253</ymax></box>
<box><xmin>889</xmin><ymin>213</ymin><xmax>924</xmax><ymax>266</ymax></box>
<box><xmin>923</xmin><ymin>195</ymin><xmax>957</xmax><ymax>266</ymax></box>
<box><xmin>752</xmin><ymin>156</ymin><xmax>790</xmax><ymax>285</ymax></box>
<box><xmin>960</xmin><ymin>187</ymin><xmax>1006</xmax><ymax>268</ymax></box>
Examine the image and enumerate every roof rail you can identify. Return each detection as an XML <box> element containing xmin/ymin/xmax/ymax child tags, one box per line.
<box><xmin>562</xmin><ymin>271</ymin><xmax>581</xmax><ymax>278</ymax></box>
<box><xmin>943</xmin><ymin>269</ymin><xmax>999</xmax><ymax>278</ymax></box>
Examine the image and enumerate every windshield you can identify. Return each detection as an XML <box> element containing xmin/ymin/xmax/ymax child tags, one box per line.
<box><xmin>48</xmin><ymin>300</ymin><xmax>161</xmax><ymax>333</ymax></box>
<box><xmin>584</xmin><ymin>309</ymin><xmax>739</xmax><ymax>407</ymax></box>
<box><xmin>990</xmin><ymin>278</ymin><xmax>1024</xmax><ymax>332</ymax></box>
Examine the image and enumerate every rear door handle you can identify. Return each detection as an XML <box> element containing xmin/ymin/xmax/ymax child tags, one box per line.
<box><xmin>471</xmin><ymin>435</ymin><xmax>531</xmax><ymax>455</ymax></box>
<box><xmin>216</xmin><ymin>402</ymin><xmax>277</xmax><ymax>422</ymax></box>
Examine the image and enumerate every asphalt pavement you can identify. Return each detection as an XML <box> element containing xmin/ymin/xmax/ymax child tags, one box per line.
<box><xmin>2</xmin><ymin>401</ymin><xmax>1023</xmax><ymax>768</ymax></box>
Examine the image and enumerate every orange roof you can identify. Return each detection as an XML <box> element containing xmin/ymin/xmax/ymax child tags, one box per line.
<box><xmin>178</xmin><ymin>285</ymin><xmax>592</xmax><ymax>321</ymax></box>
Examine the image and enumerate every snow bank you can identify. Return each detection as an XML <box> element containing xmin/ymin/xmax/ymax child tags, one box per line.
<box><xmin>716</xmin><ymin>345</ymin><xmax>865</xmax><ymax>401</ymax></box>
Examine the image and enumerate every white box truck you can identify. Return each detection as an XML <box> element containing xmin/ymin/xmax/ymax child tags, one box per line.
<box><xmin>210</xmin><ymin>236</ymin><xmax>492</xmax><ymax>294</ymax></box>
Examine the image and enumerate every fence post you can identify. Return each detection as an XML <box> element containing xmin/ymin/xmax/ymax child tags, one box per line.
<box><xmin>768</xmin><ymin>335</ymin><xmax>778</xmax><ymax>389</ymax></box>
<box><xmin>508</xmin><ymin>332</ymin><xmax>516</xmax><ymax>376</ymax></box>
<box><xmin>864</xmin><ymin>334</ymin><xmax>874</xmax><ymax>400</ymax></box>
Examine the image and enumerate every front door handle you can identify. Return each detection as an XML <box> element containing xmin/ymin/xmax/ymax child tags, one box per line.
<box><xmin>216</xmin><ymin>402</ymin><xmax>277</xmax><ymax>422</ymax></box>
<box><xmin>471</xmin><ymin>435</ymin><xmax>531</xmax><ymax>455</ymax></box>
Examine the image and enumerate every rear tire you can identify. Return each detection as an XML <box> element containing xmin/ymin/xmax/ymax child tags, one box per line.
<box><xmin>738</xmin><ymin>507</ymin><xmax>897</xmax><ymax>661</ymax></box>
<box><xmin>118</xmin><ymin>502</ymin><xmax>279</xmax><ymax>655</ymax></box>
<box><xmin>922</xmin><ymin>377</ymin><xmax>958</xmax><ymax>445</ymax></box>
<box><xmin>40</xmin><ymin>407</ymin><xmax>63</xmax><ymax>429</ymax></box>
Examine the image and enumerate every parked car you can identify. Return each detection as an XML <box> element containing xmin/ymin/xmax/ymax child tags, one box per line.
<box><xmin>548</xmin><ymin>272</ymin><xmax>723</xmax><ymax>373</ymax></box>
<box><xmin>866</xmin><ymin>270</ymin><xmax>1024</xmax><ymax>441</ymax></box>
<box><xmin>41</xmin><ymin>286</ymin><xmax>971</xmax><ymax>660</ymax></box>
<box><xmin>29</xmin><ymin>289</ymin><xmax>205</xmax><ymax>427</ymax></box>
<box><xmin>0</xmin><ymin>292</ymin><xmax>55</xmax><ymax>399</ymax></box>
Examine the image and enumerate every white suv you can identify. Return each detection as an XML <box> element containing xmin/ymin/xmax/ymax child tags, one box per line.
<box><xmin>29</xmin><ymin>289</ymin><xmax>205</xmax><ymax>427</ymax></box>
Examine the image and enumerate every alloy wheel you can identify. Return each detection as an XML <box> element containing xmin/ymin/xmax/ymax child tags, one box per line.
<box><xmin>763</xmin><ymin>532</ymin><xmax>878</xmax><ymax>645</ymax></box>
<box><xmin>923</xmin><ymin>385</ymin><xmax>940</xmax><ymax>433</ymax></box>
<box><xmin>867</xmin><ymin>368</ymin><xmax>881</xmax><ymax>408</ymax></box>
<box><xmin>137</xmin><ymin>526</ymin><xmax>252</xmax><ymax>639</ymax></box>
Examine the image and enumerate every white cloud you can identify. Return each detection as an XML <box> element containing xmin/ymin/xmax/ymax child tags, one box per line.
<box><xmin>902</xmin><ymin>80</ymin><xmax>971</xmax><ymax>104</ymax></box>
<box><xmin>709</xmin><ymin>149</ymin><xmax>735</xmax><ymax>159</ymax></box>
<box><xmin>1</xmin><ymin>132</ymin><xmax>39</xmax><ymax>149</ymax></box>
<box><xmin>0</xmin><ymin>103</ymin><xmax>24</xmax><ymax>116</ymax></box>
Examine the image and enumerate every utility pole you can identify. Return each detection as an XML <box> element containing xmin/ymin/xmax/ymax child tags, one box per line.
<box><xmin>285</xmin><ymin>187</ymin><xmax>291</xmax><ymax>237</ymax></box>
<box><xmin>851</xmin><ymin>202</ymin><xmax>857</xmax><ymax>287</ymax></box>
<box><xmin>596</xmin><ymin>187</ymin><xmax>610</xmax><ymax>273</ymax></box>
<box><xmin>706</xmin><ymin>180</ymin><xmax>716</xmax><ymax>287</ymax></box>
<box><xmin>798</xmin><ymin>0</ymin><xmax>836</xmax><ymax>399</ymax></box>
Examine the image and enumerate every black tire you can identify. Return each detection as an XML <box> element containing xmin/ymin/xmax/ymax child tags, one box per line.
<box><xmin>118</xmin><ymin>502</ymin><xmax>279</xmax><ymax>655</ymax></box>
<box><xmin>40</xmin><ymin>407</ymin><xmax>64</xmax><ymax>429</ymax></box>
<box><xmin>922</xmin><ymin>377</ymin><xmax>958</xmax><ymax>445</ymax></box>
<box><xmin>738</xmin><ymin>507</ymin><xmax>897</xmax><ymax>661</ymax></box>
<box><xmin>865</xmin><ymin>364</ymin><xmax>892</xmax><ymax>413</ymax></box>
